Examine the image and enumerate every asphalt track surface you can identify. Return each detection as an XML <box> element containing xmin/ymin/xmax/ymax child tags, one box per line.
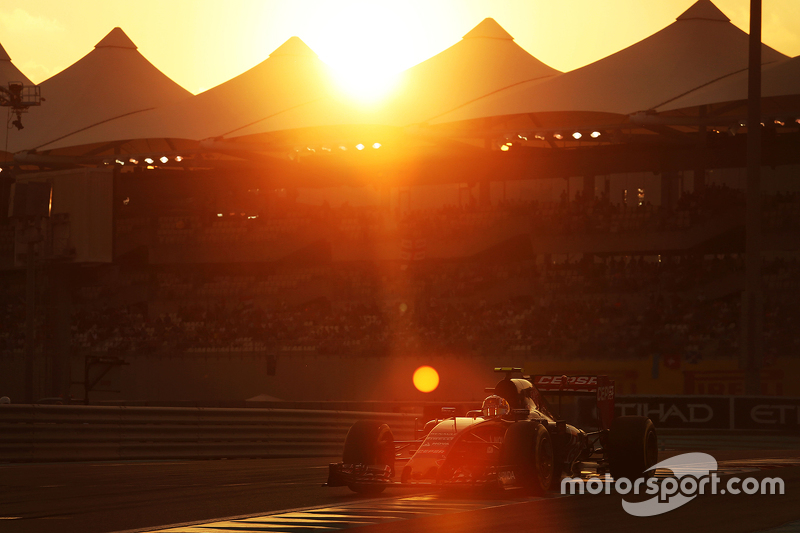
<box><xmin>1</xmin><ymin>444</ymin><xmax>799</xmax><ymax>533</ymax></box>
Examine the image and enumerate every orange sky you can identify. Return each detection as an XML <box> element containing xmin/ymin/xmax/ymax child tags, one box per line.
<box><xmin>2</xmin><ymin>0</ymin><xmax>799</xmax><ymax>97</ymax></box>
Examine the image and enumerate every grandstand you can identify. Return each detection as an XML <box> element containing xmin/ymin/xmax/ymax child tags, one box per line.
<box><xmin>1</xmin><ymin>0</ymin><xmax>799</xmax><ymax>404</ymax></box>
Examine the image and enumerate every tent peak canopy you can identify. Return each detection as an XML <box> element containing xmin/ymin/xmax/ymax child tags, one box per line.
<box><xmin>0</xmin><ymin>42</ymin><xmax>10</xmax><ymax>62</ymax></box>
<box><xmin>95</xmin><ymin>27</ymin><xmax>138</xmax><ymax>50</ymax></box>
<box><xmin>676</xmin><ymin>0</ymin><xmax>731</xmax><ymax>23</ymax></box>
<box><xmin>269</xmin><ymin>36</ymin><xmax>318</xmax><ymax>58</ymax></box>
<box><xmin>463</xmin><ymin>18</ymin><xmax>514</xmax><ymax>41</ymax></box>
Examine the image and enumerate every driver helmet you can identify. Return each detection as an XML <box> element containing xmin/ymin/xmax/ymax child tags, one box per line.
<box><xmin>482</xmin><ymin>395</ymin><xmax>510</xmax><ymax>418</ymax></box>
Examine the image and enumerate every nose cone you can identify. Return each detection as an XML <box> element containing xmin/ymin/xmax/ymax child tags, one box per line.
<box><xmin>403</xmin><ymin>417</ymin><xmax>484</xmax><ymax>482</ymax></box>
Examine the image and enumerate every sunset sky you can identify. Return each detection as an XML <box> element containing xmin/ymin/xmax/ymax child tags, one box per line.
<box><xmin>2</xmin><ymin>0</ymin><xmax>799</xmax><ymax>99</ymax></box>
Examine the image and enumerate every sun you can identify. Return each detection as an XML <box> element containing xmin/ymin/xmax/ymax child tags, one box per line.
<box><xmin>329</xmin><ymin>64</ymin><xmax>400</xmax><ymax>103</ymax></box>
<box><xmin>413</xmin><ymin>366</ymin><xmax>439</xmax><ymax>393</ymax></box>
<box><xmin>303</xmin><ymin>2</ymin><xmax>422</xmax><ymax>103</ymax></box>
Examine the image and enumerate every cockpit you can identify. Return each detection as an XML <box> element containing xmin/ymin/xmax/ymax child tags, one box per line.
<box><xmin>491</xmin><ymin>377</ymin><xmax>553</xmax><ymax>418</ymax></box>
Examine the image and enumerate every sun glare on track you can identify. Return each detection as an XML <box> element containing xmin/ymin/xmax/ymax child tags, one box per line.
<box><xmin>413</xmin><ymin>366</ymin><xmax>439</xmax><ymax>393</ymax></box>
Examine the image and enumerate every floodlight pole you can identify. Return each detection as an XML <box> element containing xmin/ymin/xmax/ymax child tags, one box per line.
<box><xmin>743</xmin><ymin>0</ymin><xmax>763</xmax><ymax>395</ymax></box>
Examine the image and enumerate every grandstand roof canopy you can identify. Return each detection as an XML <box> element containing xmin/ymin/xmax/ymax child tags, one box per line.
<box><xmin>427</xmin><ymin>0</ymin><xmax>788</xmax><ymax>132</ymax></box>
<box><xmin>226</xmin><ymin>17</ymin><xmax>561</xmax><ymax>143</ymax></box>
<box><xmin>386</xmin><ymin>17</ymin><xmax>560</xmax><ymax>127</ymax></box>
<box><xmin>7</xmin><ymin>1</ymin><xmax>799</xmax><ymax>177</ymax></box>
<box><xmin>7</xmin><ymin>27</ymin><xmax>191</xmax><ymax>154</ymax></box>
<box><xmin>654</xmin><ymin>54</ymin><xmax>800</xmax><ymax>117</ymax></box>
<box><xmin>0</xmin><ymin>42</ymin><xmax>32</xmax><ymax>86</ymax></box>
<box><xmin>38</xmin><ymin>36</ymin><xmax>340</xmax><ymax>155</ymax></box>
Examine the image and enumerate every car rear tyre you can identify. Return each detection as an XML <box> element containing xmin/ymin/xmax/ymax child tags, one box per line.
<box><xmin>342</xmin><ymin>420</ymin><xmax>395</xmax><ymax>494</ymax></box>
<box><xmin>607</xmin><ymin>416</ymin><xmax>658</xmax><ymax>480</ymax></box>
<box><xmin>499</xmin><ymin>422</ymin><xmax>554</xmax><ymax>495</ymax></box>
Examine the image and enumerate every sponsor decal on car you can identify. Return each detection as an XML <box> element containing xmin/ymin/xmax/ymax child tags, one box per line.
<box><xmin>416</xmin><ymin>433</ymin><xmax>456</xmax><ymax>457</ymax></box>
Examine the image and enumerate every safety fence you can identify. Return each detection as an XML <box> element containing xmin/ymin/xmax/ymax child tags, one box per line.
<box><xmin>3</xmin><ymin>396</ymin><xmax>798</xmax><ymax>462</ymax></box>
<box><xmin>0</xmin><ymin>405</ymin><xmax>417</xmax><ymax>462</ymax></box>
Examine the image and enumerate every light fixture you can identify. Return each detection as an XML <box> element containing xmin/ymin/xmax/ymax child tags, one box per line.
<box><xmin>534</xmin><ymin>134</ymin><xmax>545</xmax><ymax>141</ymax></box>
<box><xmin>160</xmin><ymin>156</ymin><xmax>169</xmax><ymax>164</ymax></box>
<box><xmin>553</xmin><ymin>133</ymin><xmax>563</xmax><ymax>140</ymax></box>
<box><xmin>144</xmin><ymin>158</ymin><xmax>154</xmax><ymax>164</ymax></box>
<box><xmin>372</xmin><ymin>142</ymin><xmax>381</xmax><ymax>149</ymax></box>
<box><xmin>774</xmin><ymin>119</ymin><xmax>785</xmax><ymax>126</ymax></box>
<box><xmin>115</xmin><ymin>159</ymin><xmax>124</xmax><ymax>165</ymax></box>
<box><xmin>591</xmin><ymin>131</ymin><xmax>601</xmax><ymax>138</ymax></box>
<box><xmin>175</xmin><ymin>155</ymin><xmax>183</xmax><ymax>162</ymax></box>
<box><xmin>500</xmin><ymin>145</ymin><xmax>510</xmax><ymax>152</ymax></box>
<box><xmin>129</xmin><ymin>158</ymin><xmax>138</xmax><ymax>164</ymax></box>
<box><xmin>217</xmin><ymin>213</ymin><xmax>223</xmax><ymax>217</ymax></box>
<box><xmin>356</xmin><ymin>144</ymin><xmax>365</xmax><ymax>150</ymax></box>
<box><xmin>338</xmin><ymin>145</ymin><xmax>347</xmax><ymax>151</ymax></box>
<box><xmin>572</xmin><ymin>132</ymin><xmax>582</xmax><ymax>140</ymax></box>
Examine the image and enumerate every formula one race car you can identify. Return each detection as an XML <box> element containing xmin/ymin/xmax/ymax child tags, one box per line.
<box><xmin>325</xmin><ymin>368</ymin><xmax>658</xmax><ymax>494</ymax></box>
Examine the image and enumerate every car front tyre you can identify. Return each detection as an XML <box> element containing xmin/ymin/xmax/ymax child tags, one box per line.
<box><xmin>342</xmin><ymin>420</ymin><xmax>395</xmax><ymax>494</ymax></box>
<box><xmin>500</xmin><ymin>422</ymin><xmax>554</xmax><ymax>495</ymax></box>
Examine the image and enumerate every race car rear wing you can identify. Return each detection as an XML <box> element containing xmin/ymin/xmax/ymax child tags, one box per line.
<box><xmin>532</xmin><ymin>375</ymin><xmax>615</xmax><ymax>431</ymax></box>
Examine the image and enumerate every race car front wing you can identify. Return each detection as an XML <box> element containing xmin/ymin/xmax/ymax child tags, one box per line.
<box><xmin>325</xmin><ymin>461</ymin><xmax>519</xmax><ymax>490</ymax></box>
<box><xmin>325</xmin><ymin>463</ymin><xmax>393</xmax><ymax>488</ymax></box>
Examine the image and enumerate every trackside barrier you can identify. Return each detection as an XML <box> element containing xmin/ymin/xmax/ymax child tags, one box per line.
<box><xmin>0</xmin><ymin>405</ymin><xmax>417</xmax><ymax>462</ymax></box>
<box><xmin>578</xmin><ymin>395</ymin><xmax>800</xmax><ymax>432</ymax></box>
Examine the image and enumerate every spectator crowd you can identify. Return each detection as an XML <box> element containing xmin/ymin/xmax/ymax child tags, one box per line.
<box><xmin>1</xmin><ymin>254</ymin><xmax>797</xmax><ymax>368</ymax></box>
<box><xmin>2</xmin><ymin>184</ymin><xmax>798</xmax><ymax>368</ymax></box>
